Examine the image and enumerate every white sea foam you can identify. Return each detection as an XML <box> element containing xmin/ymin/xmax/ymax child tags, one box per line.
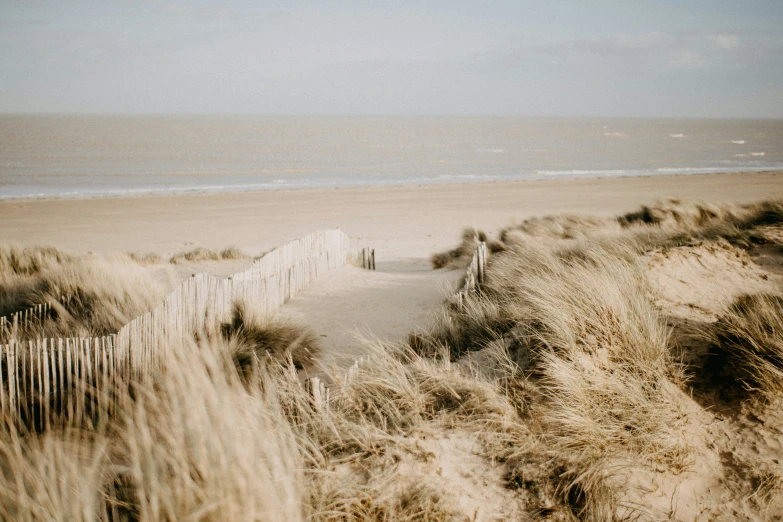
<box><xmin>3</xmin><ymin>116</ymin><xmax>782</xmax><ymax>200</ymax></box>
<box><xmin>656</xmin><ymin>167</ymin><xmax>733</xmax><ymax>174</ymax></box>
<box><xmin>437</xmin><ymin>174</ymin><xmax>487</xmax><ymax>180</ymax></box>
<box><xmin>751</xmin><ymin>152</ymin><xmax>766</xmax><ymax>156</ymax></box>
<box><xmin>537</xmin><ymin>169</ymin><xmax>626</xmax><ymax>176</ymax></box>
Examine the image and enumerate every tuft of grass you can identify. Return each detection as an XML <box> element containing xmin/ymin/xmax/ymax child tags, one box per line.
<box><xmin>430</xmin><ymin>228</ymin><xmax>504</xmax><ymax>269</ymax></box>
<box><xmin>619</xmin><ymin>198</ymin><xmax>783</xmax><ymax>231</ymax></box>
<box><xmin>127</xmin><ymin>251</ymin><xmax>163</xmax><ymax>265</ymax></box>
<box><xmin>115</xmin><ymin>343</ymin><xmax>304</xmax><ymax>522</ymax></box>
<box><xmin>220</xmin><ymin>302</ymin><xmax>321</xmax><ymax>373</ymax></box>
<box><xmin>709</xmin><ymin>293</ymin><xmax>783</xmax><ymax>401</ymax></box>
<box><xmin>501</xmin><ymin>214</ymin><xmax>619</xmax><ymax>243</ymax></box>
<box><xmin>308</xmin><ymin>474</ymin><xmax>463</xmax><ymax>522</ymax></box>
<box><xmin>486</xmin><ymin>243</ymin><xmax>688</xmax><ymax>470</ymax></box>
<box><xmin>169</xmin><ymin>247</ymin><xmax>221</xmax><ymax>264</ymax></box>
<box><xmin>169</xmin><ymin>246</ymin><xmax>248</xmax><ymax>264</ymax></box>
<box><xmin>219</xmin><ymin>247</ymin><xmax>249</xmax><ymax>260</ymax></box>
<box><xmin>619</xmin><ymin>198</ymin><xmax>735</xmax><ymax>228</ymax></box>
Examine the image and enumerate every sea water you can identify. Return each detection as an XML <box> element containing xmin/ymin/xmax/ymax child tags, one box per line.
<box><xmin>1</xmin><ymin>115</ymin><xmax>782</xmax><ymax>199</ymax></box>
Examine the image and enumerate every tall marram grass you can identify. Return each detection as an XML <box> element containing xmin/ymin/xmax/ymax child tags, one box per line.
<box><xmin>0</xmin><ymin>321</ymin><xmax>525</xmax><ymax>520</ymax></box>
<box><xmin>220</xmin><ymin>302</ymin><xmax>321</xmax><ymax>373</ymax></box>
<box><xmin>484</xmin><ymin>243</ymin><xmax>689</xmax><ymax>514</ymax></box>
<box><xmin>0</xmin><ymin>339</ymin><xmax>304</xmax><ymax>521</ymax></box>
<box><xmin>4</xmin><ymin>198</ymin><xmax>781</xmax><ymax>520</ymax></box>
<box><xmin>458</xmin><ymin>198</ymin><xmax>783</xmax><ymax>268</ymax></box>
<box><xmin>416</xmin><ymin>198</ymin><xmax>783</xmax><ymax>519</ymax></box>
<box><xmin>419</xmin><ymin>223</ymin><xmax>708</xmax><ymax>518</ymax></box>
<box><xmin>430</xmin><ymin>228</ymin><xmax>504</xmax><ymax>269</ymax></box>
<box><xmin>1</xmin><ymin>244</ymin><xmax>252</xmax><ymax>340</ymax></box>
<box><xmin>0</xmin><ymin>245</ymin><xmax>79</xmax><ymax>276</ymax></box>
<box><xmin>1</xmin><ymin>251</ymin><xmax>163</xmax><ymax>338</ymax></box>
<box><xmin>709</xmin><ymin>293</ymin><xmax>783</xmax><ymax>401</ymax></box>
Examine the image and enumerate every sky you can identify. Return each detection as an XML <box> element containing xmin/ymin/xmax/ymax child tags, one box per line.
<box><xmin>1</xmin><ymin>1</ymin><xmax>782</xmax><ymax>117</ymax></box>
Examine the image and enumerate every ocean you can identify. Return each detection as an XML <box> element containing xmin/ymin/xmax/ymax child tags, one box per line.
<box><xmin>1</xmin><ymin>115</ymin><xmax>782</xmax><ymax>200</ymax></box>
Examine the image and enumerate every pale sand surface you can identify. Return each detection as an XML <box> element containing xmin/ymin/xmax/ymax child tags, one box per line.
<box><xmin>633</xmin><ymin>237</ymin><xmax>783</xmax><ymax>518</ymax></box>
<box><xmin>280</xmin><ymin>264</ymin><xmax>461</xmax><ymax>373</ymax></box>
<box><xmin>2</xmin><ymin>171</ymin><xmax>781</xmax><ymax>369</ymax></box>
<box><xmin>2</xmin><ymin>171</ymin><xmax>781</xmax><ymax>265</ymax></box>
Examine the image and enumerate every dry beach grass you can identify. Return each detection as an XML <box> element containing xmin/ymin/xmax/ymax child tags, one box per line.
<box><xmin>2</xmin><ymin>198</ymin><xmax>783</xmax><ymax>520</ymax></box>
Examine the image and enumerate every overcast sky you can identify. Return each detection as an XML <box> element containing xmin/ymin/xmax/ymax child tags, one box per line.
<box><xmin>1</xmin><ymin>1</ymin><xmax>782</xmax><ymax>117</ymax></box>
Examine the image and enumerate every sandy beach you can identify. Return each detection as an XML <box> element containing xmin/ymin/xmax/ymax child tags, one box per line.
<box><xmin>4</xmin><ymin>170</ymin><xmax>781</xmax><ymax>367</ymax></box>
<box><xmin>5</xmin><ymin>1</ymin><xmax>783</xmax><ymax>517</ymax></box>
<box><xmin>4</xmin><ymin>172</ymin><xmax>783</xmax><ymax>519</ymax></box>
<box><xmin>2</xmin><ymin>171</ymin><xmax>781</xmax><ymax>262</ymax></box>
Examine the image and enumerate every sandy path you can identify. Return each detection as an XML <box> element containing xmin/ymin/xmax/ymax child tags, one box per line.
<box><xmin>279</xmin><ymin>262</ymin><xmax>461</xmax><ymax>372</ymax></box>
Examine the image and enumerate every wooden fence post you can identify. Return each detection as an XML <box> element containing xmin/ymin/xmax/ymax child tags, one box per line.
<box><xmin>306</xmin><ymin>376</ymin><xmax>329</xmax><ymax>412</ymax></box>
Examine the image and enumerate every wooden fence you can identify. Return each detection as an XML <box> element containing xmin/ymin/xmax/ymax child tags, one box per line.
<box><xmin>0</xmin><ymin>337</ymin><xmax>121</xmax><ymax>429</ymax></box>
<box><xmin>1</xmin><ymin>230</ymin><xmax>368</xmax><ymax>342</ymax></box>
<box><xmin>1</xmin><ymin>234</ymin><xmax>485</xmax><ymax>421</ymax></box>
<box><xmin>0</xmin><ymin>229</ymin><xmax>371</xmax><ymax>426</ymax></box>
<box><xmin>452</xmin><ymin>241</ymin><xmax>488</xmax><ymax>310</ymax></box>
<box><xmin>0</xmin><ymin>297</ymin><xmax>72</xmax><ymax>338</ymax></box>
<box><xmin>358</xmin><ymin>247</ymin><xmax>376</xmax><ymax>270</ymax></box>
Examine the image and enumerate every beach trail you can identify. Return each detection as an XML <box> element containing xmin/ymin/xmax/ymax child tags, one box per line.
<box><xmin>278</xmin><ymin>258</ymin><xmax>461</xmax><ymax>372</ymax></box>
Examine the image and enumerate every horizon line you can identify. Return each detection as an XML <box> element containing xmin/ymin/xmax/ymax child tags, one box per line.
<box><xmin>2</xmin><ymin>112</ymin><xmax>783</xmax><ymax>121</ymax></box>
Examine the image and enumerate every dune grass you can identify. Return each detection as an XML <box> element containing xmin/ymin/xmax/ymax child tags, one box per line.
<box><xmin>0</xmin><ymin>245</ymin><xmax>79</xmax><ymax>276</ymax></box>
<box><xmin>0</xmin><ymin>331</ymin><xmax>525</xmax><ymax>520</ymax></box>
<box><xmin>1</xmin><ymin>250</ymin><xmax>163</xmax><ymax>338</ymax></box>
<box><xmin>130</xmin><ymin>246</ymin><xmax>249</xmax><ymax>265</ymax></box>
<box><xmin>416</xmin><ymin>198</ymin><xmax>783</xmax><ymax>518</ymax></box>
<box><xmin>220</xmin><ymin>302</ymin><xmax>321</xmax><ymax>374</ymax></box>
<box><xmin>430</xmin><ymin>228</ymin><xmax>504</xmax><ymax>269</ymax></box>
<box><xmin>169</xmin><ymin>246</ymin><xmax>248</xmax><ymax>264</ymax></box>
<box><xmin>433</xmin><ymin>198</ymin><xmax>783</xmax><ymax>271</ymax></box>
<box><xmin>0</xmin><ymin>340</ymin><xmax>305</xmax><ymax>522</ymax></box>
<box><xmin>127</xmin><ymin>251</ymin><xmax>163</xmax><ymax>265</ymax></box>
<box><xmin>3</xmin><ymin>197</ymin><xmax>782</xmax><ymax>520</ymax></box>
<box><xmin>709</xmin><ymin>293</ymin><xmax>783</xmax><ymax>401</ymax></box>
<box><xmin>419</xmin><ymin>241</ymin><xmax>690</xmax><ymax>518</ymax></box>
<box><xmin>1</xmin><ymin>244</ymin><xmax>251</xmax><ymax>340</ymax></box>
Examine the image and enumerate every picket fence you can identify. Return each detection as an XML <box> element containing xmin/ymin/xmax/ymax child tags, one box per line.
<box><xmin>0</xmin><ymin>235</ymin><xmax>486</xmax><ymax>421</ymax></box>
<box><xmin>0</xmin><ymin>298</ymin><xmax>70</xmax><ymax>338</ymax></box>
<box><xmin>1</xmin><ymin>250</ymin><xmax>378</xmax><ymax>341</ymax></box>
<box><xmin>0</xmin><ymin>229</ymin><xmax>370</xmax><ymax>426</ymax></box>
